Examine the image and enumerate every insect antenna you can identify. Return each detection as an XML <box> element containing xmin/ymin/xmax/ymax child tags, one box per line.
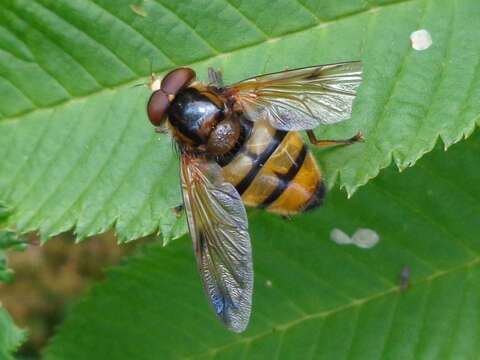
<box><xmin>131</xmin><ymin>82</ymin><xmax>147</xmax><ymax>88</ymax></box>
<box><xmin>130</xmin><ymin>58</ymin><xmax>160</xmax><ymax>90</ymax></box>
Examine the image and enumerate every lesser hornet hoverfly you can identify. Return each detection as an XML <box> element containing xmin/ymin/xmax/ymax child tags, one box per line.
<box><xmin>146</xmin><ymin>62</ymin><xmax>363</xmax><ymax>332</ymax></box>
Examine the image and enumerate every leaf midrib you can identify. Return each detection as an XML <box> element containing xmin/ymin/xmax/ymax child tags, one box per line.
<box><xmin>183</xmin><ymin>256</ymin><xmax>480</xmax><ymax>360</ymax></box>
<box><xmin>0</xmin><ymin>0</ymin><xmax>415</xmax><ymax>126</ymax></box>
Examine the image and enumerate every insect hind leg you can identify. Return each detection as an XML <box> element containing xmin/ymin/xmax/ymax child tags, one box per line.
<box><xmin>307</xmin><ymin>130</ymin><xmax>364</xmax><ymax>148</ymax></box>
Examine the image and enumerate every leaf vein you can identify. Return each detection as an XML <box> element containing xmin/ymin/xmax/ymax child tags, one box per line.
<box><xmin>183</xmin><ymin>257</ymin><xmax>480</xmax><ymax>360</ymax></box>
<box><xmin>45</xmin><ymin>98</ymin><xmax>139</xmax><ymax>235</ymax></box>
<box><xmin>0</xmin><ymin>74</ymin><xmax>37</xmax><ymax>108</ymax></box>
<box><xmin>32</xmin><ymin>0</ymin><xmax>139</xmax><ymax>76</ymax></box>
<box><xmin>12</xmin><ymin>106</ymin><xmax>85</xmax><ymax>208</ymax></box>
<box><xmin>376</xmin><ymin>294</ymin><xmax>401</xmax><ymax>360</ymax></box>
<box><xmin>222</xmin><ymin>0</ymin><xmax>270</xmax><ymax>37</ymax></box>
<box><xmin>294</xmin><ymin>0</ymin><xmax>322</xmax><ymax>22</ymax></box>
<box><xmin>152</xmin><ymin>0</ymin><xmax>221</xmax><ymax>54</ymax></box>
<box><xmin>2</xmin><ymin>110</ymin><xmax>56</xmax><ymax>201</ymax></box>
<box><xmin>371</xmin><ymin>182</ymin><xmax>478</xmax><ymax>258</ymax></box>
<box><xmin>0</xmin><ymin>3</ymin><xmax>101</xmax><ymax>93</ymax></box>
<box><xmin>15</xmin><ymin>101</ymin><xmax>112</xmax><ymax>232</ymax></box>
<box><xmin>0</xmin><ymin>0</ymin><xmax>415</xmax><ymax>124</ymax></box>
<box><xmin>88</xmin><ymin>0</ymin><xmax>177</xmax><ymax>67</ymax></box>
<box><xmin>404</xmin><ymin>1</ymin><xmax>456</xmax><ymax>160</ymax></box>
<box><xmin>342</xmin><ymin>306</ymin><xmax>361</xmax><ymax>360</ymax></box>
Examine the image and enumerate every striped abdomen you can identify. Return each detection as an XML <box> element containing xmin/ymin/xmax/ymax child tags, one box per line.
<box><xmin>220</xmin><ymin>120</ymin><xmax>325</xmax><ymax>215</ymax></box>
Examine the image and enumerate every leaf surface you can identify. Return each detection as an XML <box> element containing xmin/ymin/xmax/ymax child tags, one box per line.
<box><xmin>0</xmin><ymin>209</ymin><xmax>27</xmax><ymax>358</ymax></box>
<box><xmin>0</xmin><ymin>205</ymin><xmax>27</xmax><ymax>282</ymax></box>
<box><xmin>0</xmin><ymin>0</ymin><xmax>479</xmax><ymax>241</ymax></box>
<box><xmin>45</xmin><ymin>129</ymin><xmax>480</xmax><ymax>359</ymax></box>
<box><xmin>0</xmin><ymin>305</ymin><xmax>25</xmax><ymax>360</ymax></box>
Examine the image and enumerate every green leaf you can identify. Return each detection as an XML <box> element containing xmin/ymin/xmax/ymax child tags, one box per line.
<box><xmin>0</xmin><ymin>204</ymin><xmax>27</xmax><ymax>283</ymax></box>
<box><xmin>0</xmin><ymin>231</ymin><xmax>27</xmax><ymax>283</ymax></box>
<box><xmin>0</xmin><ymin>305</ymin><xmax>26</xmax><ymax>360</ymax></box>
<box><xmin>45</xmin><ymin>129</ymin><xmax>480</xmax><ymax>359</ymax></box>
<box><xmin>0</xmin><ymin>205</ymin><xmax>27</xmax><ymax>358</ymax></box>
<box><xmin>1</xmin><ymin>0</ymin><xmax>480</xmax><ymax>241</ymax></box>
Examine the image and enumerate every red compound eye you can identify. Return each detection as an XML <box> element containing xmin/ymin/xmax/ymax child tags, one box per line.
<box><xmin>147</xmin><ymin>90</ymin><xmax>169</xmax><ymax>126</ymax></box>
<box><xmin>161</xmin><ymin>67</ymin><xmax>196</xmax><ymax>95</ymax></box>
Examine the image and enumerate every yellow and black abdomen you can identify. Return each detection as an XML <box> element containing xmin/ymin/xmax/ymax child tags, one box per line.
<box><xmin>221</xmin><ymin>120</ymin><xmax>325</xmax><ymax>215</ymax></box>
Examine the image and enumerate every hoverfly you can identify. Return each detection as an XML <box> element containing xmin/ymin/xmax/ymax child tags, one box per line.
<box><xmin>146</xmin><ymin>62</ymin><xmax>363</xmax><ymax>332</ymax></box>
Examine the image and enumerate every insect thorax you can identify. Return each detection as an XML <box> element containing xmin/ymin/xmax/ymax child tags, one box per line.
<box><xmin>168</xmin><ymin>87</ymin><xmax>224</xmax><ymax>145</ymax></box>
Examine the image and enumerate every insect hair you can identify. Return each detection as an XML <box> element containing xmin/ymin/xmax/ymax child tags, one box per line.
<box><xmin>171</xmin><ymin>138</ymin><xmax>180</xmax><ymax>156</ymax></box>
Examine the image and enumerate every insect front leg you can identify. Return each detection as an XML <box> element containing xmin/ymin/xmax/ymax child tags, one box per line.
<box><xmin>306</xmin><ymin>130</ymin><xmax>364</xmax><ymax>148</ymax></box>
<box><xmin>171</xmin><ymin>204</ymin><xmax>184</xmax><ymax>217</ymax></box>
<box><xmin>208</xmin><ymin>67</ymin><xmax>224</xmax><ymax>87</ymax></box>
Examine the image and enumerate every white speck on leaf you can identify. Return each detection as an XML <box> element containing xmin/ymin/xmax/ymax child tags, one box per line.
<box><xmin>265</xmin><ymin>280</ymin><xmax>273</xmax><ymax>288</ymax></box>
<box><xmin>330</xmin><ymin>228</ymin><xmax>353</xmax><ymax>245</ymax></box>
<box><xmin>351</xmin><ymin>228</ymin><xmax>380</xmax><ymax>249</ymax></box>
<box><xmin>410</xmin><ymin>29</ymin><xmax>432</xmax><ymax>51</ymax></box>
<box><xmin>330</xmin><ymin>228</ymin><xmax>380</xmax><ymax>249</ymax></box>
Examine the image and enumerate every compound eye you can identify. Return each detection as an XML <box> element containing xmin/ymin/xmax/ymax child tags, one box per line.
<box><xmin>147</xmin><ymin>90</ymin><xmax>169</xmax><ymax>126</ymax></box>
<box><xmin>161</xmin><ymin>67</ymin><xmax>196</xmax><ymax>95</ymax></box>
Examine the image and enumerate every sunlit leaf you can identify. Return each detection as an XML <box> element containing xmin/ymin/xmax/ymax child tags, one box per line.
<box><xmin>0</xmin><ymin>0</ymin><xmax>479</xmax><ymax>241</ymax></box>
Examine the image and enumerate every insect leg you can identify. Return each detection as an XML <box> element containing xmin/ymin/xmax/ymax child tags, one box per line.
<box><xmin>171</xmin><ymin>204</ymin><xmax>184</xmax><ymax>217</ymax></box>
<box><xmin>307</xmin><ymin>130</ymin><xmax>364</xmax><ymax>148</ymax></box>
<box><xmin>208</xmin><ymin>67</ymin><xmax>224</xmax><ymax>87</ymax></box>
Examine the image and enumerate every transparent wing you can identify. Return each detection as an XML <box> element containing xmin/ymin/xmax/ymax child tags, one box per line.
<box><xmin>229</xmin><ymin>61</ymin><xmax>362</xmax><ymax>131</ymax></box>
<box><xmin>180</xmin><ymin>154</ymin><xmax>253</xmax><ymax>333</ymax></box>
